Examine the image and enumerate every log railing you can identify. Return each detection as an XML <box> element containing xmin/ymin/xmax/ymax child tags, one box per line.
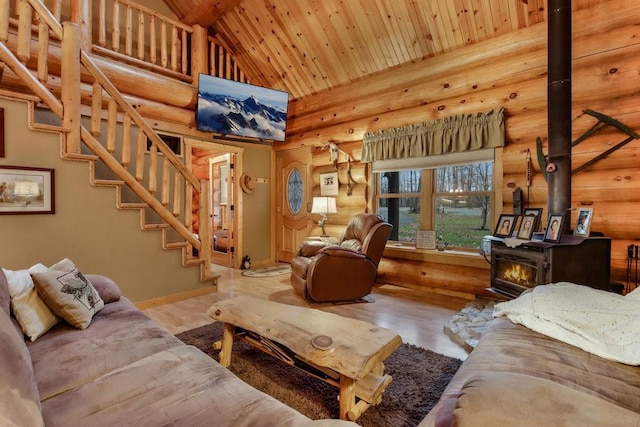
<box><xmin>95</xmin><ymin>0</ymin><xmax>192</xmax><ymax>81</ymax></box>
<box><xmin>0</xmin><ymin>0</ymin><xmax>213</xmax><ymax>277</ymax></box>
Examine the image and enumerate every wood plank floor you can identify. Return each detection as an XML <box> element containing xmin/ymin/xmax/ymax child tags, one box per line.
<box><xmin>142</xmin><ymin>265</ymin><xmax>471</xmax><ymax>361</ymax></box>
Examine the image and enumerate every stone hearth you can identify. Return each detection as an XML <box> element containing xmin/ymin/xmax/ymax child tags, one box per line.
<box><xmin>444</xmin><ymin>299</ymin><xmax>495</xmax><ymax>352</ymax></box>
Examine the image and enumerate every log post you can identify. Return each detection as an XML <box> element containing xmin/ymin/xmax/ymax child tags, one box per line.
<box><xmin>69</xmin><ymin>0</ymin><xmax>91</xmax><ymax>51</ymax></box>
<box><xmin>61</xmin><ymin>21</ymin><xmax>82</xmax><ymax>154</ymax></box>
<box><xmin>198</xmin><ymin>179</ymin><xmax>212</xmax><ymax>266</ymax></box>
<box><xmin>191</xmin><ymin>25</ymin><xmax>208</xmax><ymax>87</ymax></box>
<box><xmin>16</xmin><ymin>0</ymin><xmax>32</xmax><ymax>63</ymax></box>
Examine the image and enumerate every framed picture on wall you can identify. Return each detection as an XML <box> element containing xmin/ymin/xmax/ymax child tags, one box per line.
<box><xmin>320</xmin><ymin>171</ymin><xmax>339</xmax><ymax>196</ymax></box>
<box><xmin>0</xmin><ymin>165</ymin><xmax>55</xmax><ymax>214</ymax></box>
<box><xmin>0</xmin><ymin>108</ymin><xmax>5</xmax><ymax>158</ymax></box>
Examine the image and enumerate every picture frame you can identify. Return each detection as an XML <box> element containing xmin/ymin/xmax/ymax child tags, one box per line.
<box><xmin>0</xmin><ymin>166</ymin><xmax>55</xmax><ymax>214</ymax></box>
<box><xmin>544</xmin><ymin>213</ymin><xmax>565</xmax><ymax>243</ymax></box>
<box><xmin>523</xmin><ymin>207</ymin><xmax>543</xmax><ymax>231</ymax></box>
<box><xmin>0</xmin><ymin>108</ymin><xmax>5</xmax><ymax>158</ymax></box>
<box><xmin>416</xmin><ymin>230</ymin><xmax>436</xmax><ymax>249</ymax></box>
<box><xmin>516</xmin><ymin>215</ymin><xmax>536</xmax><ymax>240</ymax></box>
<box><xmin>574</xmin><ymin>207</ymin><xmax>594</xmax><ymax>237</ymax></box>
<box><xmin>320</xmin><ymin>171</ymin><xmax>339</xmax><ymax>196</ymax></box>
<box><xmin>493</xmin><ymin>214</ymin><xmax>517</xmax><ymax>238</ymax></box>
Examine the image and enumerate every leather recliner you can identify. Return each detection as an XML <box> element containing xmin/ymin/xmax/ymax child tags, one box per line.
<box><xmin>290</xmin><ymin>213</ymin><xmax>392</xmax><ymax>302</ymax></box>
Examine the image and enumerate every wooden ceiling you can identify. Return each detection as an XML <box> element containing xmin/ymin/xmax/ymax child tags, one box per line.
<box><xmin>163</xmin><ymin>0</ymin><xmax>605</xmax><ymax>101</ymax></box>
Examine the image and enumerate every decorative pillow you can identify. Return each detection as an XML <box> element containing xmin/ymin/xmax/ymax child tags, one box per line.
<box><xmin>2</xmin><ymin>265</ymin><xmax>60</xmax><ymax>341</ymax></box>
<box><xmin>31</xmin><ymin>260</ymin><xmax>104</xmax><ymax>330</ymax></box>
<box><xmin>85</xmin><ymin>274</ymin><xmax>122</xmax><ymax>304</ymax></box>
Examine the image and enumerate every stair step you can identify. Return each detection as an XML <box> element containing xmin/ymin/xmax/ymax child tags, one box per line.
<box><xmin>143</xmin><ymin>223</ymin><xmax>170</xmax><ymax>231</ymax></box>
<box><xmin>165</xmin><ymin>241</ymin><xmax>188</xmax><ymax>250</ymax></box>
<box><xmin>92</xmin><ymin>178</ymin><xmax>125</xmax><ymax>186</ymax></box>
<box><xmin>185</xmin><ymin>257</ymin><xmax>203</xmax><ymax>267</ymax></box>
<box><xmin>118</xmin><ymin>202</ymin><xmax>148</xmax><ymax>209</ymax></box>
<box><xmin>63</xmin><ymin>152</ymin><xmax>99</xmax><ymax>161</ymax></box>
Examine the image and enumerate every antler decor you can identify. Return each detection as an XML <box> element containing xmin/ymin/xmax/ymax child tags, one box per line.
<box><xmin>321</xmin><ymin>141</ymin><xmax>356</xmax><ymax>196</ymax></box>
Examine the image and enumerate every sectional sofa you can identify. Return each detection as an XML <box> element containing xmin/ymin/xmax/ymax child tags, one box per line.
<box><xmin>421</xmin><ymin>284</ymin><xmax>640</xmax><ymax>426</ymax></box>
<box><xmin>0</xmin><ymin>261</ymin><xmax>354</xmax><ymax>426</ymax></box>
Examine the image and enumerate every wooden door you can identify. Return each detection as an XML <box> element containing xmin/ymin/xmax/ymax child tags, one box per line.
<box><xmin>276</xmin><ymin>148</ymin><xmax>312</xmax><ymax>262</ymax></box>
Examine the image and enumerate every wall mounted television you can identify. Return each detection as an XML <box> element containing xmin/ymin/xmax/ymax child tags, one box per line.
<box><xmin>196</xmin><ymin>74</ymin><xmax>289</xmax><ymax>143</ymax></box>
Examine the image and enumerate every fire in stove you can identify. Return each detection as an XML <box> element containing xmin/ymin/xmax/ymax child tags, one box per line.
<box><xmin>501</xmin><ymin>263</ymin><xmax>533</xmax><ymax>286</ymax></box>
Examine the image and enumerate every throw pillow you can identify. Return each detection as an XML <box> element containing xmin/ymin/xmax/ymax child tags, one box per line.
<box><xmin>32</xmin><ymin>261</ymin><xmax>104</xmax><ymax>330</ymax></box>
<box><xmin>2</xmin><ymin>265</ymin><xmax>60</xmax><ymax>341</ymax></box>
<box><xmin>85</xmin><ymin>274</ymin><xmax>122</xmax><ymax>304</ymax></box>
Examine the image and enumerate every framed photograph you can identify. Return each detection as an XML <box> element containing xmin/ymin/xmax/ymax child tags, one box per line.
<box><xmin>0</xmin><ymin>166</ymin><xmax>55</xmax><ymax>214</ymax></box>
<box><xmin>517</xmin><ymin>215</ymin><xmax>536</xmax><ymax>240</ymax></box>
<box><xmin>574</xmin><ymin>207</ymin><xmax>594</xmax><ymax>237</ymax></box>
<box><xmin>523</xmin><ymin>207</ymin><xmax>543</xmax><ymax>231</ymax></box>
<box><xmin>544</xmin><ymin>213</ymin><xmax>565</xmax><ymax>243</ymax></box>
<box><xmin>320</xmin><ymin>171</ymin><xmax>339</xmax><ymax>196</ymax></box>
<box><xmin>416</xmin><ymin>230</ymin><xmax>436</xmax><ymax>249</ymax></box>
<box><xmin>493</xmin><ymin>214</ymin><xmax>517</xmax><ymax>238</ymax></box>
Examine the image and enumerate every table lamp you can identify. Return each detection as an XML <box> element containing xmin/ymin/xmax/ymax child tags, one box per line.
<box><xmin>311</xmin><ymin>196</ymin><xmax>337</xmax><ymax>237</ymax></box>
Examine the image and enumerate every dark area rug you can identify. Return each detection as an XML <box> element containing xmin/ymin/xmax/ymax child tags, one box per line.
<box><xmin>176</xmin><ymin>322</ymin><xmax>462</xmax><ymax>426</ymax></box>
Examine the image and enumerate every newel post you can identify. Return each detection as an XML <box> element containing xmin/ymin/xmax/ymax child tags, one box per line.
<box><xmin>61</xmin><ymin>21</ymin><xmax>82</xmax><ymax>154</ymax></box>
<box><xmin>69</xmin><ymin>0</ymin><xmax>91</xmax><ymax>50</ymax></box>
<box><xmin>198</xmin><ymin>179</ymin><xmax>212</xmax><ymax>266</ymax></box>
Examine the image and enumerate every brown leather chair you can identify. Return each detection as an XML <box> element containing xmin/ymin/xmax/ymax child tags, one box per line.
<box><xmin>290</xmin><ymin>213</ymin><xmax>392</xmax><ymax>302</ymax></box>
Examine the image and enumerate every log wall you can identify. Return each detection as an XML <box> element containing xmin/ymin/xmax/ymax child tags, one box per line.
<box><xmin>4</xmin><ymin>0</ymin><xmax>638</xmax><ymax>298</ymax></box>
<box><xmin>277</xmin><ymin>0</ymin><xmax>640</xmax><ymax>297</ymax></box>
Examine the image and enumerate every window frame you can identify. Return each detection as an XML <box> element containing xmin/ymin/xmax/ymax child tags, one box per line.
<box><xmin>373</xmin><ymin>150</ymin><xmax>501</xmax><ymax>254</ymax></box>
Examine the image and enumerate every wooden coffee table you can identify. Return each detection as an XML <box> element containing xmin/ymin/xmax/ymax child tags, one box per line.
<box><xmin>207</xmin><ymin>296</ymin><xmax>402</xmax><ymax>421</ymax></box>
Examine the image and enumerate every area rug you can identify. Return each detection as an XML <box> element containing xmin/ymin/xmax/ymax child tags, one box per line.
<box><xmin>176</xmin><ymin>322</ymin><xmax>462</xmax><ymax>426</ymax></box>
<box><xmin>241</xmin><ymin>264</ymin><xmax>292</xmax><ymax>277</ymax></box>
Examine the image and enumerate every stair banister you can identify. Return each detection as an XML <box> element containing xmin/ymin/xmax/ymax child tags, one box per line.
<box><xmin>24</xmin><ymin>0</ymin><xmax>205</xmax><ymax>250</ymax></box>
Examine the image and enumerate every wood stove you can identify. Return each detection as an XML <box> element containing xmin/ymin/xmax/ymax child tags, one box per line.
<box><xmin>489</xmin><ymin>235</ymin><xmax>611</xmax><ymax>299</ymax></box>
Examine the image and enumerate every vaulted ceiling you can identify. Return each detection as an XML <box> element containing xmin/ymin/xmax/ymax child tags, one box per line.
<box><xmin>163</xmin><ymin>0</ymin><xmax>604</xmax><ymax>101</ymax></box>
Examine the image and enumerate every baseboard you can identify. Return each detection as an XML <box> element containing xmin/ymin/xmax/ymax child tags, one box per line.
<box><xmin>135</xmin><ymin>286</ymin><xmax>218</xmax><ymax>310</ymax></box>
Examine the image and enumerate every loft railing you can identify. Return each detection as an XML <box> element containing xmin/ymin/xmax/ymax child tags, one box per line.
<box><xmin>0</xmin><ymin>0</ymin><xmax>216</xmax><ymax>277</ymax></box>
<box><xmin>95</xmin><ymin>0</ymin><xmax>192</xmax><ymax>81</ymax></box>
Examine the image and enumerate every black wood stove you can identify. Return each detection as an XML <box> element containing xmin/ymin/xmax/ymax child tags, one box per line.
<box><xmin>489</xmin><ymin>235</ymin><xmax>611</xmax><ymax>299</ymax></box>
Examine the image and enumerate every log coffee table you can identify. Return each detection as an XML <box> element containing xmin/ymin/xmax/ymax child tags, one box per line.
<box><xmin>207</xmin><ymin>295</ymin><xmax>402</xmax><ymax>421</ymax></box>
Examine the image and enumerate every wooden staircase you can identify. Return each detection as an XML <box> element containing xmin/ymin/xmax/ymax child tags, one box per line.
<box><xmin>0</xmin><ymin>0</ymin><xmax>219</xmax><ymax>284</ymax></box>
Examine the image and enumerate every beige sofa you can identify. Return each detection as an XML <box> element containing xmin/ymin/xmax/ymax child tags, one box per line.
<box><xmin>420</xmin><ymin>317</ymin><xmax>640</xmax><ymax>426</ymax></box>
<box><xmin>0</xmin><ymin>266</ymin><xmax>354</xmax><ymax>427</ymax></box>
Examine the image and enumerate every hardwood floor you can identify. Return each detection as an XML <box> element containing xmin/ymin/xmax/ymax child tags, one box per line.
<box><xmin>142</xmin><ymin>264</ymin><xmax>471</xmax><ymax>361</ymax></box>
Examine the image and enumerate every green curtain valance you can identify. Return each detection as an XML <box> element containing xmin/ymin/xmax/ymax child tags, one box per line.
<box><xmin>361</xmin><ymin>107</ymin><xmax>505</xmax><ymax>162</ymax></box>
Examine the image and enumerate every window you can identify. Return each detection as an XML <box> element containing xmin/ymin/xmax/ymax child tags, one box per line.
<box><xmin>375</xmin><ymin>160</ymin><xmax>494</xmax><ymax>250</ymax></box>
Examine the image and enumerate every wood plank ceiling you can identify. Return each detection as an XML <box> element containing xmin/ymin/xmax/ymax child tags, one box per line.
<box><xmin>163</xmin><ymin>0</ymin><xmax>605</xmax><ymax>101</ymax></box>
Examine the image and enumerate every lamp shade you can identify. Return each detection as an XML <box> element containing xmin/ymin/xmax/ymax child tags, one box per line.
<box><xmin>311</xmin><ymin>196</ymin><xmax>337</xmax><ymax>214</ymax></box>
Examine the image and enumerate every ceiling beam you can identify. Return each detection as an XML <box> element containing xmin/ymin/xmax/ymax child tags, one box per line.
<box><xmin>178</xmin><ymin>0</ymin><xmax>243</xmax><ymax>27</ymax></box>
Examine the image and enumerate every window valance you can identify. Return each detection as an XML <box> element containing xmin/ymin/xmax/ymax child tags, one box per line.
<box><xmin>361</xmin><ymin>107</ymin><xmax>505</xmax><ymax>162</ymax></box>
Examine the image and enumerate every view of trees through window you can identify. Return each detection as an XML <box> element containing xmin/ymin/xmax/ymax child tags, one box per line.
<box><xmin>377</xmin><ymin>161</ymin><xmax>493</xmax><ymax>249</ymax></box>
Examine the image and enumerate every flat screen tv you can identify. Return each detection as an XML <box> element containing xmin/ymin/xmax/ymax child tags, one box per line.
<box><xmin>196</xmin><ymin>74</ymin><xmax>289</xmax><ymax>142</ymax></box>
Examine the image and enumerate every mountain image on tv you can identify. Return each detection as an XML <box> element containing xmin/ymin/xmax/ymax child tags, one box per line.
<box><xmin>196</xmin><ymin>75</ymin><xmax>289</xmax><ymax>142</ymax></box>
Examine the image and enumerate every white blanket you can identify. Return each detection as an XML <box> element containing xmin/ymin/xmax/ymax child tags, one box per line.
<box><xmin>493</xmin><ymin>282</ymin><xmax>640</xmax><ymax>365</ymax></box>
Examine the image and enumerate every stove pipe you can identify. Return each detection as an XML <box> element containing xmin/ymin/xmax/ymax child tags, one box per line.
<box><xmin>547</xmin><ymin>0</ymin><xmax>572</xmax><ymax>229</ymax></box>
